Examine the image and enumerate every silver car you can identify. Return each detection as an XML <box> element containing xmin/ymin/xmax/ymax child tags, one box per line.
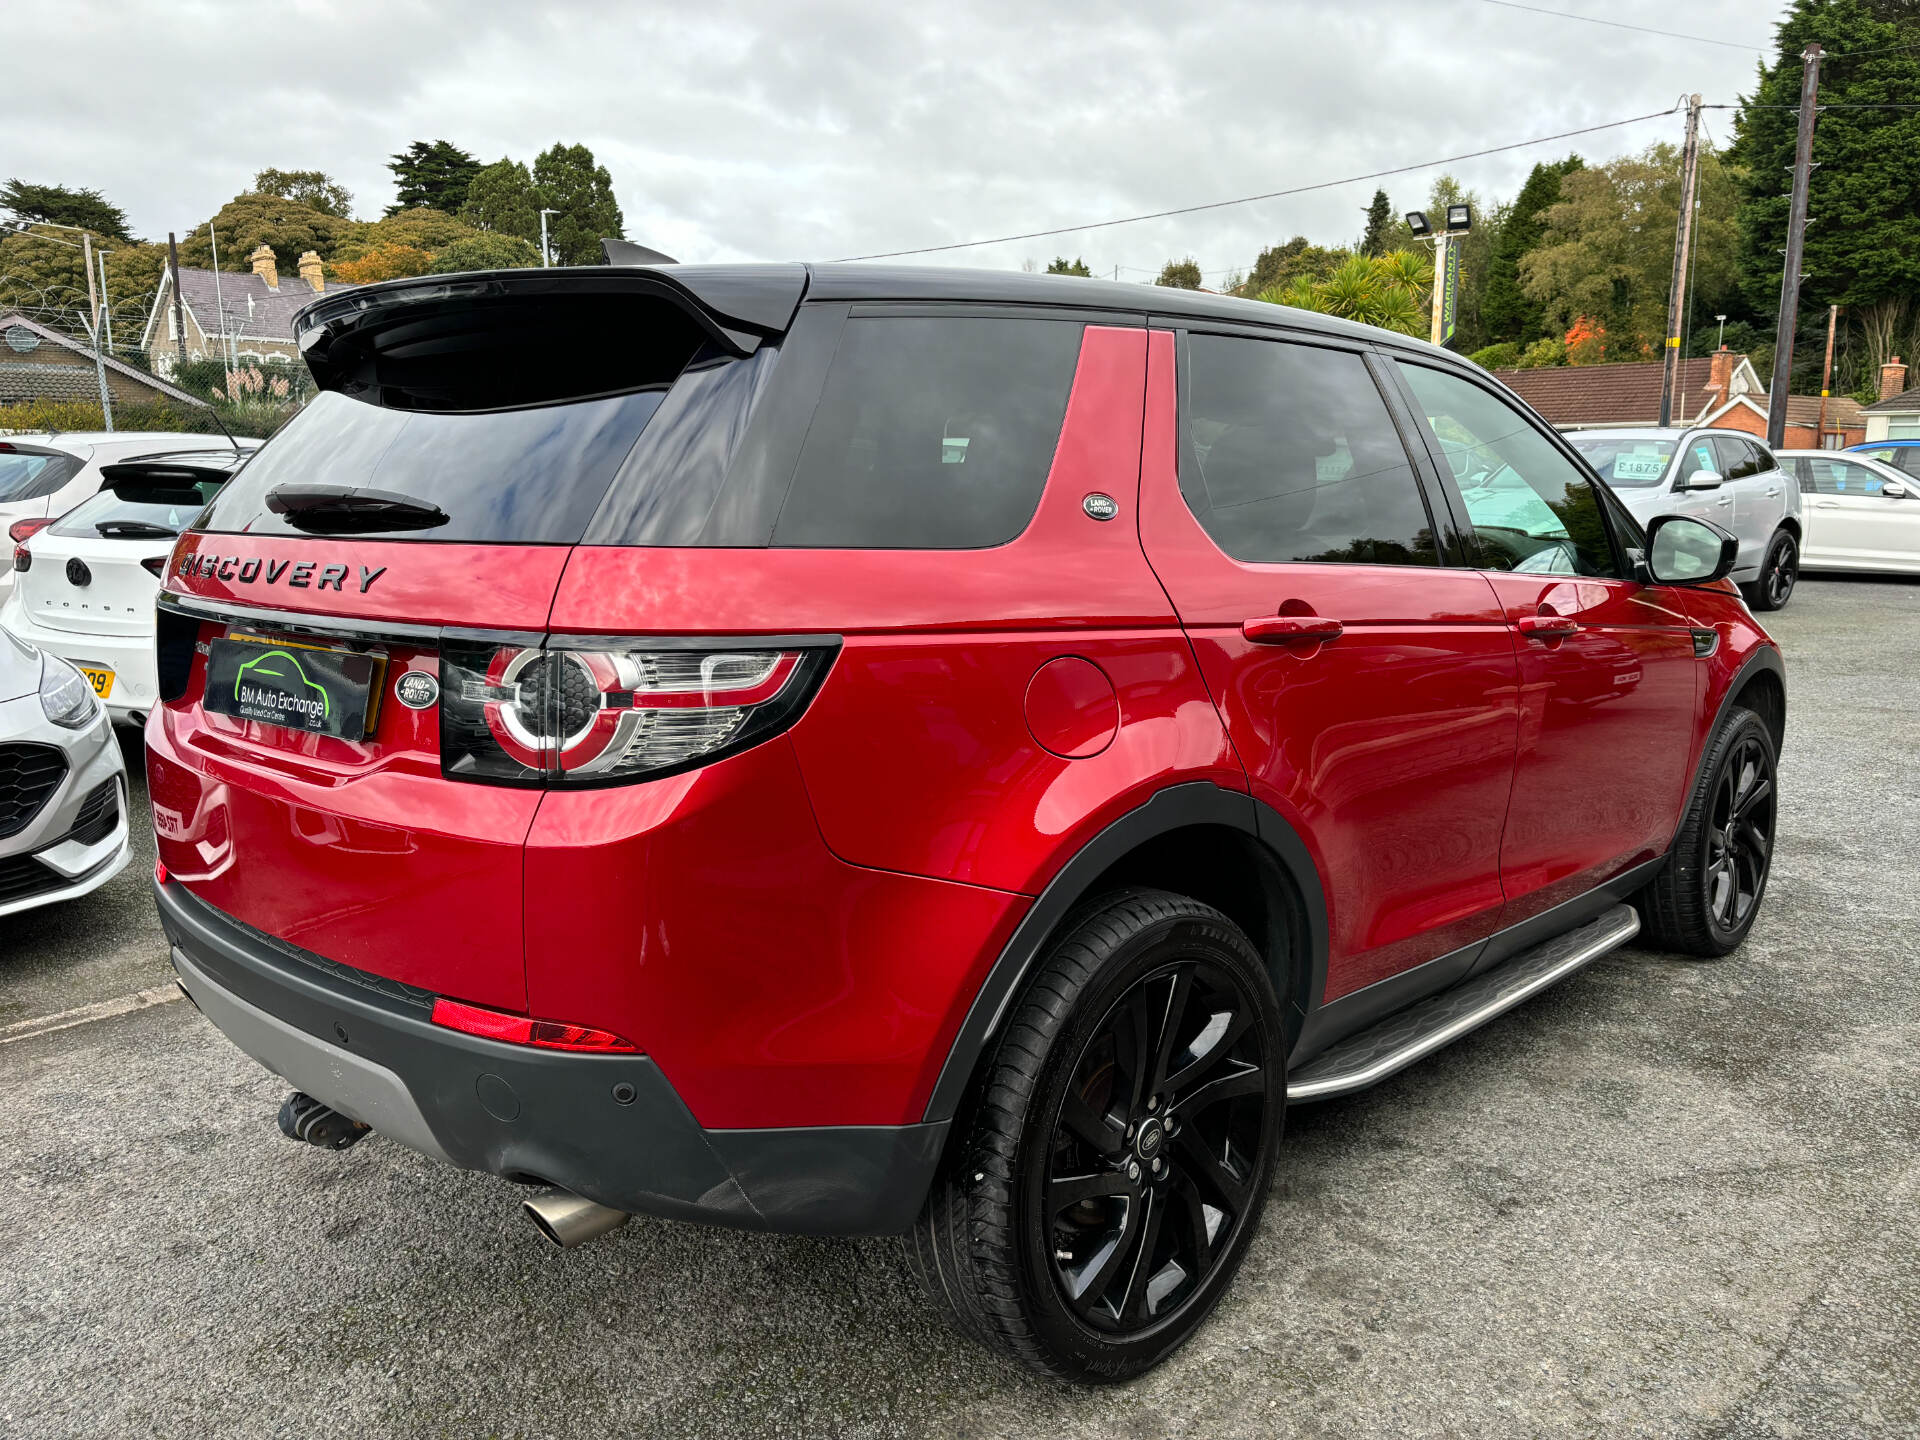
<box><xmin>0</xmin><ymin>628</ymin><xmax>129</xmax><ymax>918</ymax></box>
<box><xmin>1567</xmin><ymin>427</ymin><xmax>1803</xmax><ymax>611</ymax></box>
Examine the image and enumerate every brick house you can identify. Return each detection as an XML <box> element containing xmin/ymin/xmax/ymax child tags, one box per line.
<box><xmin>0</xmin><ymin>311</ymin><xmax>207</xmax><ymax>413</ymax></box>
<box><xmin>139</xmin><ymin>245</ymin><xmax>361</xmax><ymax>373</ymax></box>
<box><xmin>1860</xmin><ymin>357</ymin><xmax>1920</xmax><ymax>442</ymax></box>
<box><xmin>1491</xmin><ymin>347</ymin><xmax>1866</xmax><ymax>448</ymax></box>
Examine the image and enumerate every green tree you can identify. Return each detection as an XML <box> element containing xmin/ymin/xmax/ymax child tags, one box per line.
<box><xmin>1359</xmin><ymin>188</ymin><xmax>1394</xmax><ymax>257</ymax></box>
<box><xmin>1238</xmin><ymin>236</ymin><xmax>1347</xmax><ymax>297</ymax></box>
<box><xmin>1482</xmin><ymin>156</ymin><xmax>1583</xmax><ymax>344</ymax></box>
<box><xmin>252</xmin><ymin>168</ymin><xmax>354</xmax><ymax>218</ymax></box>
<box><xmin>333</xmin><ymin>207</ymin><xmax>475</xmax><ymax>262</ymax></box>
<box><xmin>0</xmin><ymin>225</ymin><xmax>164</xmax><ymax>342</ymax></box>
<box><xmin>1263</xmin><ymin>250</ymin><xmax>1430</xmax><ymax>336</ymax></box>
<box><xmin>1521</xmin><ymin>142</ymin><xmax>1739</xmax><ymax>359</ymax></box>
<box><xmin>1155</xmin><ymin>257</ymin><xmax>1202</xmax><ymax>289</ymax></box>
<box><xmin>461</xmin><ymin>158</ymin><xmax>542</xmax><ymax>243</ymax></box>
<box><xmin>532</xmin><ymin>143</ymin><xmax>624</xmax><ymax>265</ymax></box>
<box><xmin>1046</xmin><ymin>256</ymin><xmax>1094</xmax><ymax>276</ymax></box>
<box><xmin>1731</xmin><ymin>0</ymin><xmax>1920</xmax><ymax>386</ymax></box>
<box><xmin>177</xmin><ymin>194</ymin><xmax>357</xmax><ymax>275</ymax></box>
<box><xmin>1</xmin><ymin>179</ymin><xmax>136</xmax><ymax>242</ymax></box>
<box><xmin>429</xmin><ymin>233</ymin><xmax>543</xmax><ymax>273</ymax></box>
<box><xmin>387</xmin><ymin>140</ymin><xmax>483</xmax><ymax>216</ymax></box>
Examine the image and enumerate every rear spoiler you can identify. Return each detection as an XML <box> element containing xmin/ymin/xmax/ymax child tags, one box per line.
<box><xmin>101</xmin><ymin>458</ymin><xmax>237</xmax><ymax>507</ymax></box>
<box><xmin>294</xmin><ymin>264</ymin><xmax>809</xmax><ymax>391</ymax></box>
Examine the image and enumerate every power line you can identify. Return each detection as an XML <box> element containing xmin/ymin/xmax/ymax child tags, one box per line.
<box><xmin>837</xmin><ymin>108</ymin><xmax>1679</xmax><ymax>262</ymax></box>
<box><xmin>1469</xmin><ymin>0</ymin><xmax>1765</xmax><ymax>52</ymax></box>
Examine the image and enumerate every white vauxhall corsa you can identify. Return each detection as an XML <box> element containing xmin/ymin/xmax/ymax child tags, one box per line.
<box><xmin>1</xmin><ymin>450</ymin><xmax>246</xmax><ymax>727</ymax></box>
<box><xmin>1777</xmin><ymin>448</ymin><xmax>1920</xmax><ymax>576</ymax></box>
<box><xmin>1567</xmin><ymin>426</ymin><xmax>1804</xmax><ymax>612</ymax></box>
<box><xmin>0</xmin><ymin>628</ymin><xmax>129</xmax><ymax>918</ymax></box>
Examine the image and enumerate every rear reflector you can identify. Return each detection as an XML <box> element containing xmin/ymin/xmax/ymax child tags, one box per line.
<box><xmin>430</xmin><ymin>996</ymin><xmax>640</xmax><ymax>1054</ymax></box>
<box><xmin>10</xmin><ymin>545</ymin><xmax>28</xmax><ymax>573</ymax></box>
<box><xmin>8</xmin><ymin>518</ymin><xmax>51</xmax><ymax>545</ymax></box>
<box><xmin>154</xmin><ymin>860</ymin><xmax>168</xmax><ymax>884</ymax></box>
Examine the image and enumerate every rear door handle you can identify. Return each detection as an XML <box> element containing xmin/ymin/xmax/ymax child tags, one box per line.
<box><xmin>1517</xmin><ymin>614</ymin><xmax>1581</xmax><ymax>641</ymax></box>
<box><xmin>1243</xmin><ymin>616</ymin><xmax>1344</xmax><ymax>645</ymax></box>
<box><xmin>1713</xmin><ymin>495</ymin><xmax>1732</xmax><ymax>507</ymax></box>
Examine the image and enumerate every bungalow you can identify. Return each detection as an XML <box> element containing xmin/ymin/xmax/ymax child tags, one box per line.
<box><xmin>1860</xmin><ymin>357</ymin><xmax>1919</xmax><ymax>442</ymax></box>
<box><xmin>0</xmin><ymin>312</ymin><xmax>206</xmax><ymax>412</ymax></box>
<box><xmin>139</xmin><ymin>245</ymin><xmax>361</xmax><ymax>373</ymax></box>
<box><xmin>1492</xmin><ymin>347</ymin><xmax>1865</xmax><ymax>449</ymax></box>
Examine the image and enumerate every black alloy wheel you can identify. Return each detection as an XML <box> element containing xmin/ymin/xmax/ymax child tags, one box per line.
<box><xmin>907</xmin><ymin>890</ymin><xmax>1285</xmax><ymax>1382</ymax></box>
<box><xmin>1704</xmin><ymin>733</ymin><xmax>1774</xmax><ymax>933</ymax></box>
<box><xmin>1751</xmin><ymin>532</ymin><xmax>1797</xmax><ymax>611</ymax></box>
<box><xmin>1040</xmin><ymin>959</ymin><xmax>1269</xmax><ymax>1336</ymax></box>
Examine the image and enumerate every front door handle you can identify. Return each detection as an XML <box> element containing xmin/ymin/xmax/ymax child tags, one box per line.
<box><xmin>1243</xmin><ymin>616</ymin><xmax>1344</xmax><ymax>645</ymax></box>
<box><xmin>1713</xmin><ymin>495</ymin><xmax>1732</xmax><ymax>507</ymax></box>
<box><xmin>1517</xmin><ymin>614</ymin><xmax>1581</xmax><ymax>641</ymax></box>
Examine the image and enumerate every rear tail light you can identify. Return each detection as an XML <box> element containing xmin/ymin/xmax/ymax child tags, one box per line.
<box><xmin>430</xmin><ymin>996</ymin><xmax>639</xmax><ymax>1053</ymax></box>
<box><xmin>439</xmin><ymin>638</ymin><xmax>835</xmax><ymax>787</ymax></box>
<box><xmin>140</xmin><ymin>555</ymin><xmax>168</xmax><ymax>577</ymax></box>
<box><xmin>10</xmin><ymin>545</ymin><xmax>28</xmax><ymax>573</ymax></box>
<box><xmin>8</xmin><ymin>518</ymin><xmax>51</xmax><ymax>545</ymax></box>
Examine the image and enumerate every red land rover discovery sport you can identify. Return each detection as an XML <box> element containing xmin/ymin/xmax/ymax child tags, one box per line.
<box><xmin>151</xmin><ymin>263</ymin><xmax>1783</xmax><ymax>1381</ymax></box>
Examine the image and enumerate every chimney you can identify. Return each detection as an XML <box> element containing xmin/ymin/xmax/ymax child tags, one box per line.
<box><xmin>1881</xmin><ymin>355</ymin><xmax>1909</xmax><ymax>402</ymax></box>
<box><xmin>248</xmin><ymin>244</ymin><xmax>278</xmax><ymax>290</ymax></box>
<box><xmin>1708</xmin><ymin>345</ymin><xmax>1735</xmax><ymax>404</ymax></box>
<box><xmin>297</xmin><ymin>250</ymin><xmax>325</xmax><ymax>293</ymax></box>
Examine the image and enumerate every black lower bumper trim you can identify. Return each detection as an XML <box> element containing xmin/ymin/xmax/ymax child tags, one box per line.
<box><xmin>156</xmin><ymin>878</ymin><xmax>944</xmax><ymax>1235</ymax></box>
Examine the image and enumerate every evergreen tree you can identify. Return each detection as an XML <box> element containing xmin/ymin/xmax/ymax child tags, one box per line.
<box><xmin>1360</xmin><ymin>189</ymin><xmax>1393</xmax><ymax>257</ymax></box>
<box><xmin>0</xmin><ymin>179</ymin><xmax>135</xmax><ymax>242</ymax></box>
<box><xmin>1482</xmin><ymin>156</ymin><xmax>1582</xmax><ymax>344</ymax></box>
<box><xmin>386</xmin><ymin>141</ymin><xmax>483</xmax><ymax>216</ymax></box>
<box><xmin>1046</xmin><ymin>256</ymin><xmax>1094</xmax><ymax>276</ymax></box>
<box><xmin>1731</xmin><ymin>0</ymin><xmax>1920</xmax><ymax>383</ymax></box>
<box><xmin>253</xmin><ymin>169</ymin><xmax>354</xmax><ymax>218</ymax></box>
<box><xmin>461</xmin><ymin>159</ymin><xmax>542</xmax><ymax>244</ymax></box>
<box><xmin>531</xmin><ymin>144</ymin><xmax>624</xmax><ymax>265</ymax></box>
<box><xmin>1155</xmin><ymin>257</ymin><xmax>1202</xmax><ymax>289</ymax></box>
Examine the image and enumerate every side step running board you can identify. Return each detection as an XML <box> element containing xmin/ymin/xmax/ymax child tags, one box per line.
<box><xmin>1287</xmin><ymin>903</ymin><xmax>1642</xmax><ymax>1103</ymax></box>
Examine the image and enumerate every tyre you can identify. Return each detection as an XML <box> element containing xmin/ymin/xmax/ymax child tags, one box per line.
<box><xmin>1744</xmin><ymin>529</ymin><xmax>1798</xmax><ymax>612</ymax></box>
<box><xmin>908</xmin><ymin>889</ymin><xmax>1285</xmax><ymax>1383</ymax></box>
<box><xmin>1638</xmin><ymin>706</ymin><xmax>1778</xmax><ymax>957</ymax></box>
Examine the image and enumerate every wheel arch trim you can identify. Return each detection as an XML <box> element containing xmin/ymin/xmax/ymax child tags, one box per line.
<box><xmin>919</xmin><ymin>781</ymin><xmax>1329</xmax><ymax>1124</ymax></box>
<box><xmin>1677</xmin><ymin>643</ymin><xmax>1786</xmax><ymax>847</ymax></box>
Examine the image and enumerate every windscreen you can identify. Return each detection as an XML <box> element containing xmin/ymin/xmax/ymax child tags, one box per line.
<box><xmin>52</xmin><ymin>482</ymin><xmax>224</xmax><ymax>539</ymax></box>
<box><xmin>195</xmin><ymin>387</ymin><xmax>669</xmax><ymax>544</ymax></box>
<box><xmin>1570</xmin><ymin>436</ymin><xmax>1677</xmax><ymax>488</ymax></box>
<box><xmin>0</xmin><ymin>448</ymin><xmax>83</xmax><ymax>503</ymax></box>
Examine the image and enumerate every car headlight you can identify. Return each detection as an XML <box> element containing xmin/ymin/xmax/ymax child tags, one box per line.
<box><xmin>39</xmin><ymin>653</ymin><xmax>98</xmax><ymax>729</ymax></box>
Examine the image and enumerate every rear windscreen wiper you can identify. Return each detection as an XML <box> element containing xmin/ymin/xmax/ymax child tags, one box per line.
<box><xmin>95</xmin><ymin>520</ymin><xmax>180</xmax><ymax>539</ymax></box>
<box><xmin>265</xmin><ymin>483</ymin><xmax>450</xmax><ymax>533</ymax></box>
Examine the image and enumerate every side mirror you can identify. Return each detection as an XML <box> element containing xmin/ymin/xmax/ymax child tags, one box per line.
<box><xmin>1646</xmin><ymin>514</ymin><xmax>1739</xmax><ymax>586</ymax></box>
<box><xmin>1884</xmin><ymin>480</ymin><xmax>1911</xmax><ymax>500</ymax></box>
<box><xmin>1682</xmin><ymin>468</ymin><xmax>1724</xmax><ymax>491</ymax></box>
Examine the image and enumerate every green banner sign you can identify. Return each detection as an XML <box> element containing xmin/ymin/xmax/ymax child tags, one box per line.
<box><xmin>1440</xmin><ymin>240</ymin><xmax>1461</xmax><ymax>348</ymax></box>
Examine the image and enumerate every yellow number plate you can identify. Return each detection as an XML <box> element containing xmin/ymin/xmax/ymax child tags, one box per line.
<box><xmin>76</xmin><ymin>665</ymin><xmax>115</xmax><ymax>699</ymax></box>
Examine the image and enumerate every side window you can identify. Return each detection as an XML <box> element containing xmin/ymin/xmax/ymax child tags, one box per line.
<box><xmin>1748</xmin><ymin>441</ymin><xmax>1779</xmax><ymax>475</ymax></box>
<box><xmin>1789</xmin><ymin>457</ymin><xmax>1816</xmax><ymax>493</ymax></box>
<box><xmin>1713</xmin><ymin>436</ymin><xmax>1760</xmax><ymax>481</ymax></box>
<box><xmin>773</xmin><ymin>315</ymin><xmax>1082</xmax><ymax>549</ymax></box>
<box><xmin>1804</xmin><ymin>459</ymin><xmax>1887</xmax><ymax>496</ymax></box>
<box><xmin>1395</xmin><ymin>361</ymin><xmax>1619</xmax><ymax>578</ymax></box>
<box><xmin>1676</xmin><ymin>439</ymin><xmax>1718</xmax><ymax>486</ymax></box>
<box><xmin>1898</xmin><ymin>449</ymin><xmax>1920</xmax><ymax>478</ymax></box>
<box><xmin>1181</xmin><ymin>334</ymin><xmax>1437</xmax><ymax>566</ymax></box>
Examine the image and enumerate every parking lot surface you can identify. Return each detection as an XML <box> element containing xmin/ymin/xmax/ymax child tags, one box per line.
<box><xmin>3</xmin><ymin>578</ymin><xmax>1917</xmax><ymax>1439</ymax></box>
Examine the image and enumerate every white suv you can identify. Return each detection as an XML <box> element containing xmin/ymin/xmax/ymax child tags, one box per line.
<box><xmin>1568</xmin><ymin>427</ymin><xmax>1802</xmax><ymax>611</ymax></box>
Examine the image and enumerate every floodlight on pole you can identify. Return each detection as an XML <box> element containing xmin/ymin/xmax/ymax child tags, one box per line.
<box><xmin>1405</xmin><ymin>211</ymin><xmax>1432</xmax><ymax>237</ymax></box>
<box><xmin>1446</xmin><ymin>203</ymin><xmax>1473</xmax><ymax>233</ymax></box>
<box><xmin>539</xmin><ymin>209</ymin><xmax>561</xmax><ymax>268</ymax></box>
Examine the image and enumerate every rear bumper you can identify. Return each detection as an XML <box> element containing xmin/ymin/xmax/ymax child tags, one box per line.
<box><xmin>158</xmin><ymin>878</ymin><xmax>946</xmax><ymax>1235</ymax></box>
<box><xmin>0</xmin><ymin>598</ymin><xmax>157</xmax><ymax>720</ymax></box>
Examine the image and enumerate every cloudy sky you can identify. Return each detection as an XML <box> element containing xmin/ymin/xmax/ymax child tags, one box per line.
<box><xmin>11</xmin><ymin>1</ymin><xmax>1779</xmax><ymax>277</ymax></box>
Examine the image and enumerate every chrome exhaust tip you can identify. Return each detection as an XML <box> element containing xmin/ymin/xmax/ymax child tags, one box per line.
<box><xmin>523</xmin><ymin>1189</ymin><xmax>630</xmax><ymax>1249</ymax></box>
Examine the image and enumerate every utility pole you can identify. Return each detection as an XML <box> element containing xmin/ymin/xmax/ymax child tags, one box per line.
<box><xmin>168</xmin><ymin>233</ymin><xmax>190</xmax><ymax>370</ymax></box>
<box><xmin>539</xmin><ymin>208</ymin><xmax>560</xmax><ymax>267</ymax></box>
<box><xmin>1658</xmin><ymin>94</ymin><xmax>1703</xmax><ymax>428</ymax></box>
<box><xmin>96</xmin><ymin>246</ymin><xmax>113</xmax><ymax>356</ymax></box>
<box><xmin>1816</xmin><ymin>302</ymin><xmax>1840</xmax><ymax>445</ymax></box>
<box><xmin>1767</xmin><ymin>42</ymin><xmax>1823</xmax><ymax>449</ymax></box>
<box><xmin>81</xmin><ymin>233</ymin><xmax>101</xmax><ymax>334</ymax></box>
<box><xmin>80</xmin><ymin>232</ymin><xmax>113</xmax><ymax>430</ymax></box>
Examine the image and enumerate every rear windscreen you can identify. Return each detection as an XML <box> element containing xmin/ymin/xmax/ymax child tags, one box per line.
<box><xmin>195</xmin><ymin>387</ymin><xmax>668</xmax><ymax>544</ymax></box>
<box><xmin>53</xmin><ymin>483</ymin><xmax>223</xmax><ymax>539</ymax></box>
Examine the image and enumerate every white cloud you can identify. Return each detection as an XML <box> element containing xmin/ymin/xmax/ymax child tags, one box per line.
<box><xmin>8</xmin><ymin>0</ymin><xmax>1776</xmax><ymax>277</ymax></box>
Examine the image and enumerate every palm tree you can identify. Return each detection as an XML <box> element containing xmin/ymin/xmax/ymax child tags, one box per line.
<box><xmin>1259</xmin><ymin>251</ymin><xmax>1432</xmax><ymax>337</ymax></box>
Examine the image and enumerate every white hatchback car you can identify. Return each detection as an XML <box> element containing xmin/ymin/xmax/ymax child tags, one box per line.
<box><xmin>1567</xmin><ymin>427</ymin><xmax>1803</xmax><ymax>611</ymax></box>
<box><xmin>1777</xmin><ymin>448</ymin><xmax>1920</xmax><ymax>575</ymax></box>
<box><xmin>2</xmin><ymin>450</ymin><xmax>246</xmax><ymax>727</ymax></box>
<box><xmin>1</xmin><ymin>432</ymin><xmax>260</xmax><ymax>610</ymax></box>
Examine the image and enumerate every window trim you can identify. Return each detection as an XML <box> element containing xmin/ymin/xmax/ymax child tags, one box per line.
<box><xmin>1382</xmin><ymin>355</ymin><xmax>1633</xmax><ymax>582</ymax></box>
<box><xmin>1162</xmin><ymin>324</ymin><xmax>1452</xmax><ymax>573</ymax></box>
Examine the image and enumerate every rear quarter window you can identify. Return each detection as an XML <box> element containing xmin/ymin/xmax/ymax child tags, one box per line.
<box><xmin>0</xmin><ymin>448</ymin><xmax>84</xmax><ymax>503</ymax></box>
<box><xmin>771</xmin><ymin>315</ymin><xmax>1082</xmax><ymax>549</ymax></box>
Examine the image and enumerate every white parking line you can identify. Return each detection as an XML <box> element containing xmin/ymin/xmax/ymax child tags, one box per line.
<box><xmin>0</xmin><ymin>984</ymin><xmax>185</xmax><ymax>1047</ymax></box>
